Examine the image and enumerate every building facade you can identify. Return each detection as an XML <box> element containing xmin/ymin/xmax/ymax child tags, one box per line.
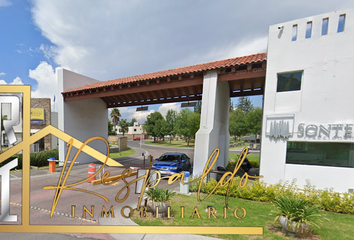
<box><xmin>260</xmin><ymin>9</ymin><xmax>354</xmax><ymax>193</ymax></box>
<box><xmin>115</xmin><ymin>122</ymin><xmax>148</xmax><ymax>139</ymax></box>
<box><xmin>1</xmin><ymin>98</ymin><xmax>52</xmax><ymax>152</ymax></box>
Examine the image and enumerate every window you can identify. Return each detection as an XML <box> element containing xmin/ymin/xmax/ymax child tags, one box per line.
<box><xmin>338</xmin><ymin>14</ymin><xmax>346</xmax><ymax>33</ymax></box>
<box><xmin>286</xmin><ymin>141</ymin><xmax>354</xmax><ymax>168</ymax></box>
<box><xmin>292</xmin><ymin>25</ymin><xmax>298</xmax><ymax>41</ymax></box>
<box><xmin>33</xmin><ymin>143</ymin><xmax>39</xmax><ymax>153</ymax></box>
<box><xmin>305</xmin><ymin>22</ymin><xmax>312</xmax><ymax>38</ymax></box>
<box><xmin>277</xmin><ymin>71</ymin><xmax>303</xmax><ymax>92</ymax></box>
<box><xmin>322</xmin><ymin>18</ymin><xmax>329</xmax><ymax>35</ymax></box>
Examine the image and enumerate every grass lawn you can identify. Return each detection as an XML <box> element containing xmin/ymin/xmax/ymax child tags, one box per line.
<box><xmin>145</xmin><ymin>140</ymin><xmax>195</xmax><ymax>148</ymax></box>
<box><xmin>132</xmin><ymin>193</ymin><xmax>354</xmax><ymax>240</ymax></box>
<box><xmin>229</xmin><ymin>142</ymin><xmax>250</xmax><ymax>149</ymax></box>
<box><xmin>229</xmin><ymin>153</ymin><xmax>260</xmax><ymax>162</ymax></box>
<box><xmin>109</xmin><ymin>147</ymin><xmax>136</xmax><ymax>158</ymax></box>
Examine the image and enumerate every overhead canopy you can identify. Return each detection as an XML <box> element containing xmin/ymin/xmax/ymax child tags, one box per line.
<box><xmin>62</xmin><ymin>52</ymin><xmax>267</xmax><ymax>108</ymax></box>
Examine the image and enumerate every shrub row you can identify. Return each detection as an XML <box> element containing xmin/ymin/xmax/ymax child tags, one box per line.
<box><xmin>0</xmin><ymin>149</ymin><xmax>59</xmax><ymax>170</ymax></box>
<box><xmin>188</xmin><ymin>176</ymin><xmax>354</xmax><ymax>214</ymax></box>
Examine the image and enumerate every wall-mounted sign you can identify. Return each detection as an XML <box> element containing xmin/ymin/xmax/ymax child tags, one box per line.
<box><xmin>265</xmin><ymin>115</ymin><xmax>295</xmax><ymax>140</ymax></box>
<box><xmin>30</xmin><ymin>108</ymin><xmax>45</xmax><ymax>125</ymax></box>
<box><xmin>297</xmin><ymin>123</ymin><xmax>353</xmax><ymax>140</ymax></box>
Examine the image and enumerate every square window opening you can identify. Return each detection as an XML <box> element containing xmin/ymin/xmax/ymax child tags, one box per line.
<box><xmin>277</xmin><ymin>71</ymin><xmax>303</xmax><ymax>92</ymax></box>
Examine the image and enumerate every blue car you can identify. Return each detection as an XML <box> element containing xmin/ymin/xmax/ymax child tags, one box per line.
<box><xmin>152</xmin><ymin>152</ymin><xmax>191</xmax><ymax>176</ymax></box>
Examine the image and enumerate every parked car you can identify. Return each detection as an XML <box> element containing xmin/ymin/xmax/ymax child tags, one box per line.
<box><xmin>152</xmin><ymin>152</ymin><xmax>191</xmax><ymax>176</ymax></box>
<box><xmin>133</xmin><ymin>137</ymin><xmax>141</xmax><ymax>141</ymax></box>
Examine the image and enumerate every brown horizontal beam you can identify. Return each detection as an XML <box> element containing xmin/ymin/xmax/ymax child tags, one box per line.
<box><xmin>218</xmin><ymin>68</ymin><xmax>266</xmax><ymax>82</ymax></box>
<box><xmin>106</xmin><ymin>95</ymin><xmax>202</xmax><ymax>108</ymax></box>
<box><xmin>230</xmin><ymin>89</ymin><xmax>264</xmax><ymax>97</ymax></box>
<box><xmin>63</xmin><ymin>76</ymin><xmax>203</xmax><ymax>102</ymax></box>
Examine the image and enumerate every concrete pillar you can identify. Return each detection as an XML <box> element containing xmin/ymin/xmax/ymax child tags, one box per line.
<box><xmin>193</xmin><ymin>71</ymin><xmax>230</xmax><ymax>175</ymax></box>
<box><xmin>56</xmin><ymin>68</ymin><xmax>108</xmax><ymax>165</ymax></box>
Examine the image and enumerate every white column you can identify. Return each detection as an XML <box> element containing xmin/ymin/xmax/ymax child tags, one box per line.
<box><xmin>57</xmin><ymin>68</ymin><xmax>108</xmax><ymax>165</ymax></box>
<box><xmin>193</xmin><ymin>71</ymin><xmax>230</xmax><ymax>175</ymax></box>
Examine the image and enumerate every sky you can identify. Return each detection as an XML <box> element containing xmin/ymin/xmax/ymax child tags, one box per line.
<box><xmin>1</xmin><ymin>0</ymin><xmax>353</xmax><ymax>123</ymax></box>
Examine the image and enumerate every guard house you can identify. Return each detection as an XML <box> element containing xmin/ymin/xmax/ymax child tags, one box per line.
<box><xmin>260</xmin><ymin>9</ymin><xmax>354</xmax><ymax>193</ymax></box>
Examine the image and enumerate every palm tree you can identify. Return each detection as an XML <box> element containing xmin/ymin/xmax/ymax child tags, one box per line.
<box><xmin>118</xmin><ymin>119</ymin><xmax>129</xmax><ymax>136</ymax></box>
<box><xmin>110</xmin><ymin>108</ymin><xmax>121</xmax><ymax>132</ymax></box>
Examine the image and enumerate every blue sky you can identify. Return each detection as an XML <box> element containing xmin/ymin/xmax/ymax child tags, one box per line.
<box><xmin>1</xmin><ymin>0</ymin><xmax>353</xmax><ymax>123</ymax></box>
<box><xmin>0</xmin><ymin>0</ymin><xmax>55</xmax><ymax>87</ymax></box>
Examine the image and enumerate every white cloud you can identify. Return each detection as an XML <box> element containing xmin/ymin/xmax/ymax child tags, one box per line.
<box><xmin>158</xmin><ymin>103</ymin><xmax>181</xmax><ymax>118</ymax></box>
<box><xmin>28</xmin><ymin>61</ymin><xmax>57</xmax><ymax>109</ymax></box>
<box><xmin>225</xmin><ymin>36</ymin><xmax>268</xmax><ymax>59</ymax></box>
<box><xmin>131</xmin><ymin>110</ymin><xmax>155</xmax><ymax>124</ymax></box>
<box><xmin>0</xmin><ymin>0</ymin><xmax>12</xmax><ymax>7</ymax></box>
<box><xmin>31</xmin><ymin>0</ymin><xmax>354</xmax><ymax>82</ymax></box>
<box><xmin>10</xmin><ymin>77</ymin><xmax>24</xmax><ymax>85</ymax></box>
<box><xmin>0</xmin><ymin>77</ymin><xmax>24</xmax><ymax>85</ymax></box>
<box><xmin>39</xmin><ymin>44</ymin><xmax>57</xmax><ymax>61</ymax></box>
<box><xmin>0</xmin><ymin>72</ymin><xmax>5</xmax><ymax>76</ymax></box>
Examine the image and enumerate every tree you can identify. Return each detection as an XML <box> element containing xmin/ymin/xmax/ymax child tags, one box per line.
<box><xmin>165</xmin><ymin>109</ymin><xmax>177</xmax><ymax>145</ymax></box>
<box><xmin>246</xmin><ymin>107</ymin><xmax>263</xmax><ymax>135</ymax></box>
<box><xmin>176</xmin><ymin>109</ymin><xmax>200</xmax><ymax>146</ymax></box>
<box><xmin>110</xmin><ymin>108</ymin><xmax>121</xmax><ymax>131</ymax></box>
<box><xmin>187</xmin><ymin>112</ymin><xmax>200</xmax><ymax>144</ymax></box>
<box><xmin>129</xmin><ymin>118</ymin><xmax>137</xmax><ymax>126</ymax></box>
<box><xmin>236</xmin><ymin>97</ymin><xmax>253</xmax><ymax>114</ymax></box>
<box><xmin>154</xmin><ymin>118</ymin><xmax>169</xmax><ymax>140</ymax></box>
<box><xmin>118</xmin><ymin>119</ymin><xmax>129</xmax><ymax>136</ymax></box>
<box><xmin>144</xmin><ymin>112</ymin><xmax>164</xmax><ymax>142</ymax></box>
<box><xmin>229</xmin><ymin>109</ymin><xmax>247</xmax><ymax>141</ymax></box>
<box><xmin>194</xmin><ymin>100</ymin><xmax>202</xmax><ymax>114</ymax></box>
<box><xmin>229</xmin><ymin>98</ymin><xmax>234</xmax><ymax>112</ymax></box>
<box><xmin>108</xmin><ymin>119</ymin><xmax>116</xmax><ymax>135</ymax></box>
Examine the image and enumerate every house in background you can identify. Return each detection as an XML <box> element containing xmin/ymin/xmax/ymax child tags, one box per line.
<box><xmin>1</xmin><ymin>98</ymin><xmax>57</xmax><ymax>152</ymax></box>
<box><xmin>115</xmin><ymin>122</ymin><xmax>148</xmax><ymax>139</ymax></box>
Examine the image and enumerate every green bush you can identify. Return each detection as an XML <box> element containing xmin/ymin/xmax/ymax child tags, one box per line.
<box><xmin>0</xmin><ymin>149</ymin><xmax>59</xmax><ymax>170</ymax></box>
<box><xmin>146</xmin><ymin>187</ymin><xmax>176</xmax><ymax>203</ymax></box>
<box><xmin>273</xmin><ymin>195</ymin><xmax>324</xmax><ymax>230</ymax></box>
<box><xmin>189</xmin><ymin>175</ymin><xmax>354</xmax><ymax>214</ymax></box>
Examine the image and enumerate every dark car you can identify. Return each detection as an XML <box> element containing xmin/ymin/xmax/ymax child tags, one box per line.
<box><xmin>152</xmin><ymin>153</ymin><xmax>191</xmax><ymax>176</ymax></box>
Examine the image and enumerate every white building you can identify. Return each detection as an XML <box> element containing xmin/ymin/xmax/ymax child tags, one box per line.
<box><xmin>116</xmin><ymin>122</ymin><xmax>144</xmax><ymax>137</ymax></box>
<box><xmin>260</xmin><ymin>9</ymin><xmax>354</xmax><ymax>193</ymax></box>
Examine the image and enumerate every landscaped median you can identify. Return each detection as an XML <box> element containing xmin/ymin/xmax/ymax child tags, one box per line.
<box><xmin>145</xmin><ymin>140</ymin><xmax>195</xmax><ymax>148</ymax></box>
<box><xmin>130</xmin><ymin>176</ymin><xmax>354</xmax><ymax>240</ymax></box>
<box><xmin>109</xmin><ymin>147</ymin><xmax>136</xmax><ymax>158</ymax></box>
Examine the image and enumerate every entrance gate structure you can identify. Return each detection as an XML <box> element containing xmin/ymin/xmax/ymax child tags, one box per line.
<box><xmin>57</xmin><ymin>53</ymin><xmax>266</xmax><ymax>174</ymax></box>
